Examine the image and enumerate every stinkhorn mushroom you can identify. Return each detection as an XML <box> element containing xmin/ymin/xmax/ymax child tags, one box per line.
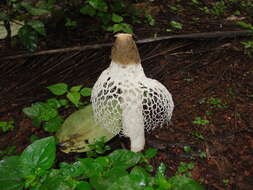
<box><xmin>91</xmin><ymin>33</ymin><xmax>174</xmax><ymax>152</ymax></box>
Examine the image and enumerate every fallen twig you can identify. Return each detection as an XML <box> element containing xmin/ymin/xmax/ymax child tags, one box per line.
<box><xmin>0</xmin><ymin>30</ymin><xmax>252</xmax><ymax>60</ymax></box>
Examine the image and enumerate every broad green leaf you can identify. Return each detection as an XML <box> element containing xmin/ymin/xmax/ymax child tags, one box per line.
<box><xmin>56</xmin><ymin>105</ymin><xmax>115</xmax><ymax>153</ymax></box>
<box><xmin>59</xmin><ymin>161</ymin><xmax>85</xmax><ymax>177</ymax></box>
<box><xmin>109</xmin><ymin>149</ymin><xmax>141</xmax><ymax>170</ymax></box>
<box><xmin>80</xmin><ymin>88</ymin><xmax>92</xmax><ymax>97</ymax></box>
<box><xmin>35</xmin><ymin>102</ymin><xmax>58</xmax><ymax>121</ymax></box>
<box><xmin>88</xmin><ymin>0</ymin><xmax>108</xmax><ymax>12</ymax></box>
<box><xmin>79</xmin><ymin>158</ymin><xmax>104</xmax><ymax>178</ymax></box>
<box><xmin>76</xmin><ymin>181</ymin><xmax>92</xmax><ymax>190</ymax></box>
<box><xmin>67</xmin><ymin>91</ymin><xmax>80</xmax><ymax>107</ymax></box>
<box><xmin>95</xmin><ymin>156</ymin><xmax>110</xmax><ymax>167</ymax></box>
<box><xmin>130</xmin><ymin>166</ymin><xmax>150</xmax><ymax>186</ymax></box>
<box><xmin>168</xmin><ymin>176</ymin><xmax>204</xmax><ymax>190</ymax></box>
<box><xmin>90</xmin><ymin>168</ymin><xmax>128</xmax><ymax>190</ymax></box>
<box><xmin>37</xmin><ymin>169</ymin><xmax>74</xmax><ymax>190</ymax></box>
<box><xmin>20</xmin><ymin>136</ymin><xmax>56</xmax><ymax>177</ymax></box>
<box><xmin>70</xmin><ymin>85</ymin><xmax>82</xmax><ymax>92</ymax></box>
<box><xmin>18</xmin><ymin>25</ymin><xmax>38</xmax><ymax>52</ymax></box>
<box><xmin>155</xmin><ymin>176</ymin><xmax>172</xmax><ymax>189</ymax></box>
<box><xmin>144</xmin><ymin>149</ymin><xmax>157</xmax><ymax>159</ymax></box>
<box><xmin>43</xmin><ymin>116</ymin><xmax>63</xmax><ymax>132</ymax></box>
<box><xmin>27</xmin><ymin>20</ymin><xmax>46</xmax><ymax>36</ymax></box>
<box><xmin>112</xmin><ymin>13</ymin><xmax>123</xmax><ymax>23</ymax></box>
<box><xmin>80</xmin><ymin>5</ymin><xmax>96</xmax><ymax>16</ymax></box>
<box><xmin>110</xmin><ymin>175</ymin><xmax>145</xmax><ymax>190</ymax></box>
<box><xmin>0</xmin><ymin>156</ymin><xmax>24</xmax><ymax>190</ymax></box>
<box><xmin>47</xmin><ymin>83</ymin><xmax>68</xmax><ymax>96</ymax></box>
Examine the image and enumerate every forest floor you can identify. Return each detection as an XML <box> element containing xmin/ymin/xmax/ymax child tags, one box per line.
<box><xmin>0</xmin><ymin>0</ymin><xmax>253</xmax><ymax>189</ymax></box>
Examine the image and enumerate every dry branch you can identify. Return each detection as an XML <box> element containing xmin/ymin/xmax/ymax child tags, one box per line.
<box><xmin>1</xmin><ymin>30</ymin><xmax>252</xmax><ymax>61</ymax></box>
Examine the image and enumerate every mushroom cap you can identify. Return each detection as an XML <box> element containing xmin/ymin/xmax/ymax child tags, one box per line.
<box><xmin>111</xmin><ymin>33</ymin><xmax>141</xmax><ymax>65</ymax></box>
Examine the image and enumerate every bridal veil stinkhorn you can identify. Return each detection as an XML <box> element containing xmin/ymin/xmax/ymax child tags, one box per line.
<box><xmin>91</xmin><ymin>33</ymin><xmax>174</xmax><ymax>152</ymax></box>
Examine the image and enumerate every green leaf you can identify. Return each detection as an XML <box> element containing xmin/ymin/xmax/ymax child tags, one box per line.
<box><xmin>65</xmin><ymin>18</ymin><xmax>77</xmax><ymax>28</ymax></box>
<box><xmin>25</xmin><ymin>7</ymin><xmax>50</xmax><ymax>16</ymax></box>
<box><xmin>0</xmin><ymin>121</ymin><xmax>7</xmax><ymax>127</ymax></box>
<box><xmin>47</xmin><ymin>98</ymin><xmax>61</xmax><ymax>109</ymax></box>
<box><xmin>59</xmin><ymin>99</ymin><xmax>69</xmax><ymax>106</ymax></box>
<box><xmin>112</xmin><ymin>13</ymin><xmax>123</xmax><ymax>23</ymax></box>
<box><xmin>80</xmin><ymin>5</ymin><xmax>96</xmax><ymax>16</ymax></box>
<box><xmin>107</xmin><ymin>23</ymin><xmax>133</xmax><ymax>34</ymax></box>
<box><xmin>67</xmin><ymin>91</ymin><xmax>81</xmax><ymax>107</ymax></box>
<box><xmin>170</xmin><ymin>21</ymin><xmax>183</xmax><ymax>29</ymax></box>
<box><xmin>47</xmin><ymin>83</ymin><xmax>68</xmax><ymax>96</ymax></box>
<box><xmin>90</xmin><ymin>168</ymin><xmax>128</xmax><ymax>190</ymax></box>
<box><xmin>109</xmin><ymin>149</ymin><xmax>141</xmax><ymax>170</ymax></box>
<box><xmin>79</xmin><ymin>158</ymin><xmax>104</xmax><ymax>178</ymax></box>
<box><xmin>20</xmin><ymin>136</ymin><xmax>56</xmax><ymax>177</ymax></box>
<box><xmin>156</xmin><ymin>162</ymin><xmax>166</xmax><ymax>177</ymax></box>
<box><xmin>25</xmin><ymin>102</ymin><xmax>58</xmax><ymax>121</ymax></box>
<box><xmin>130</xmin><ymin>166</ymin><xmax>150</xmax><ymax>185</ymax></box>
<box><xmin>0</xmin><ymin>156</ymin><xmax>24</xmax><ymax>190</ymax></box>
<box><xmin>88</xmin><ymin>0</ymin><xmax>108</xmax><ymax>12</ymax></box>
<box><xmin>70</xmin><ymin>85</ymin><xmax>82</xmax><ymax>92</ymax></box>
<box><xmin>37</xmin><ymin>103</ymin><xmax>58</xmax><ymax>121</ymax></box>
<box><xmin>110</xmin><ymin>174</ymin><xmax>146</xmax><ymax>190</ymax></box>
<box><xmin>37</xmin><ymin>169</ymin><xmax>74</xmax><ymax>190</ymax></box>
<box><xmin>59</xmin><ymin>161</ymin><xmax>85</xmax><ymax>177</ymax></box>
<box><xmin>80</xmin><ymin>88</ymin><xmax>92</xmax><ymax>97</ymax></box>
<box><xmin>237</xmin><ymin>21</ymin><xmax>253</xmax><ymax>31</ymax></box>
<box><xmin>183</xmin><ymin>146</ymin><xmax>191</xmax><ymax>153</ymax></box>
<box><xmin>76</xmin><ymin>181</ymin><xmax>92</xmax><ymax>190</ymax></box>
<box><xmin>144</xmin><ymin>149</ymin><xmax>157</xmax><ymax>159</ymax></box>
<box><xmin>27</xmin><ymin>20</ymin><xmax>46</xmax><ymax>36</ymax></box>
<box><xmin>43</xmin><ymin>116</ymin><xmax>63</xmax><ymax>133</ymax></box>
<box><xmin>168</xmin><ymin>176</ymin><xmax>204</xmax><ymax>190</ymax></box>
<box><xmin>18</xmin><ymin>25</ymin><xmax>38</xmax><ymax>52</ymax></box>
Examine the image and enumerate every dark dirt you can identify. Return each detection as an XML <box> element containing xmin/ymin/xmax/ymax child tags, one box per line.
<box><xmin>0</xmin><ymin>0</ymin><xmax>253</xmax><ymax>189</ymax></box>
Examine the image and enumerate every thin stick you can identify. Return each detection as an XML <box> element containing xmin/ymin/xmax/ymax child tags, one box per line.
<box><xmin>1</xmin><ymin>30</ymin><xmax>252</xmax><ymax>60</ymax></box>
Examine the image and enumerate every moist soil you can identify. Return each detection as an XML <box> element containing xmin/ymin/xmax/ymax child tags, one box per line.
<box><xmin>0</xmin><ymin>1</ymin><xmax>253</xmax><ymax>189</ymax></box>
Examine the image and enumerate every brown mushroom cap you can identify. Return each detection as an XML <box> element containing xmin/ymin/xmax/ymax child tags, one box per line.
<box><xmin>111</xmin><ymin>33</ymin><xmax>141</xmax><ymax>65</ymax></box>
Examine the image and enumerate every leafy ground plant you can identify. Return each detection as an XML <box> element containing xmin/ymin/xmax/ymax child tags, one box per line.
<box><xmin>0</xmin><ymin>120</ymin><xmax>15</xmax><ymax>132</ymax></box>
<box><xmin>23</xmin><ymin>83</ymin><xmax>92</xmax><ymax>133</ymax></box>
<box><xmin>0</xmin><ymin>136</ymin><xmax>205</xmax><ymax>190</ymax></box>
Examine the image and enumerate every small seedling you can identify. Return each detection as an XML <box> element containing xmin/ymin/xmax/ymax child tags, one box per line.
<box><xmin>47</xmin><ymin>83</ymin><xmax>92</xmax><ymax>108</ymax></box>
<box><xmin>223</xmin><ymin>179</ymin><xmax>230</xmax><ymax>186</ymax></box>
<box><xmin>191</xmin><ymin>132</ymin><xmax>205</xmax><ymax>140</ymax></box>
<box><xmin>183</xmin><ymin>145</ymin><xmax>192</xmax><ymax>153</ymax></box>
<box><xmin>170</xmin><ymin>21</ymin><xmax>183</xmax><ymax>29</ymax></box>
<box><xmin>0</xmin><ymin>120</ymin><xmax>15</xmax><ymax>132</ymax></box>
<box><xmin>199</xmin><ymin>152</ymin><xmax>207</xmax><ymax>159</ymax></box>
<box><xmin>176</xmin><ymin>162</ymin><xmax>195</xmax><ymax>177</ymax></box>
<box><xmin>193</xmin><ymin>117</ymin><xmax>209</xmax><ymax>125</ymax></box>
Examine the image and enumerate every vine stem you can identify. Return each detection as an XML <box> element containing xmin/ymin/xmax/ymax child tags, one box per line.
<box><xmin>0</xmin><ymin>30</ymin><xmax>252</xmax><ymax>60</ymax></box>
